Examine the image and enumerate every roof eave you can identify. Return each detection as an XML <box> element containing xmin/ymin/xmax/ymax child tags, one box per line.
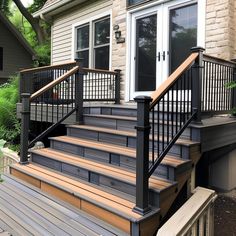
<box><xmin>33</xmin><ymin>0</ymin><xmax>86</xmax><ymax>19</ymax></box>
<box><xmin>0</xmin><ymin>12</ymin><xmax>36</xmax><ymax>58</ymax></box>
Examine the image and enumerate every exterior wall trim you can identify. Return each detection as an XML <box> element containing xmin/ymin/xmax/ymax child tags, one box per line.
<box><xmin>71</xmin><ymin>10</ymin><xmax>113</xmax><ymax>70</ymax></box>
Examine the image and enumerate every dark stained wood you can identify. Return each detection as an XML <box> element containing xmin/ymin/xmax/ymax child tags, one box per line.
<box><xmin>20</xmin><ymin>61</ymin><xmax>76</xmax><ymax>73</ymax></box>
<box><xmin>10</xmin><ymin>168</ymin><xmax>41</xmax><ymax>188</ymax></box>
<box><xmin>81</xmin><ymin>200</ymin><xmax>131</xmax><ymax>234</ymax></box>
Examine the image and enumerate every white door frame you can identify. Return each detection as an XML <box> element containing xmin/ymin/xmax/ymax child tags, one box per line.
<box><xmin>125</xmin><ymin>0</ymin><xmax>205</xmax><ymax>101</ymax></box>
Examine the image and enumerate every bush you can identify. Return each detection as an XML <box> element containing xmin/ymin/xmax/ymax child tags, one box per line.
<box><xmin>0</xmin><ymin>76</ymin><xmax>20</xmax><ymax>147</ymax></box>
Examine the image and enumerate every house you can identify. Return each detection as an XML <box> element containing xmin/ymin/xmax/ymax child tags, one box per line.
<box><xmin>0</xmin><ymin>12</ymin><xmax>35</xmax><ymax>83</ymax></box>
<box><xmin>4</xmin><ymin>0</ymin><xmax>236</xmax><ymax>235</ymax></box>
<box><xmin>33</xmin><ymin>0</ymin><xmax>236</xmax><ymax>101</ymax></box>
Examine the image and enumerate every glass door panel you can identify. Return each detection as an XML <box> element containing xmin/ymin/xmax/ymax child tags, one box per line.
<box><xmin>169</xmin><ymin>3</ymin><xmax>197</xmax><ymax>73</ymax></box>
<box><xmin>135</xmin><ymin>14</ymin><xmax>157</xmax><ymax>92</ymax></box>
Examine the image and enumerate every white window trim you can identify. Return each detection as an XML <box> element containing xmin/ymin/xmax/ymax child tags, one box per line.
<box><xmin>71</xmin><ymin>10</ymin><xmax>112</xmax><ymax>70</ymax></box>
<box><xmin>125</xmin><ymin>0</ymin><xmax>206</xmax><ymax>102</ymax></box>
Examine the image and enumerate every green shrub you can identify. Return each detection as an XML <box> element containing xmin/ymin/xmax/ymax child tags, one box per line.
<box><xmin>0</xmin><ymin>76</ymin><xmax>20</xmax><ymax>146</ymax></box>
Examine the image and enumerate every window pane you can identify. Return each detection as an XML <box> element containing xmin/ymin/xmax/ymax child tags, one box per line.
<box><xmin>94</xmin><ymin>18</ymin><xmax>110</xmax><ymax>46</ymax></box>
<box><xmin>128</xmin><ymin>0</ymin><xmax>146</xmax><ymax>6</ymax></box>
<box><xmin>77</xmin><ymin>25</ymin><xmax>89</xmax><ymax>50</ymax></box>
<box><xmin>169</xmin><ymin>4</ymin><xmax>197</xmax><ymax>73</ymax></box>
<box><xmin>95</xmin><ymin>46</ymin><xmax>109</xmax><ymax>70</ymax></box>
<box><xmin>135</xmin><ymin>14</ymin><xmax>157</xmax><ymax>91</ymax></box>
<box><xmin>0</xmin><ymin>47</ymin><xmax>3</xmax><ymax>71</ymax></box>
<box><xmin>77</xmin><ymin>50</ymin><xmax>89</xmax><ymax>68</ymax></box>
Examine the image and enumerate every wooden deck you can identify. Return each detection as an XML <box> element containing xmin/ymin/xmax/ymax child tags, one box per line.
<box><xmin>0</xmin><ymin>174</ymin><xmax>127</xmax><ymax>236</ymax></box>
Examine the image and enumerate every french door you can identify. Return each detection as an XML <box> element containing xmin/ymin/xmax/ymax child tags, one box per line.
<box><xmin>129</xmin><ymin>0</ymin><xmax>198</xmax><ymax>99</ymax></box>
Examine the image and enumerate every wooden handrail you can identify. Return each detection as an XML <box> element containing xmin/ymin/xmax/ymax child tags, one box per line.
<box><xmin>30</xmin><ymin>66</ymin><xmax>79</xmax><ymax>101</ymax></box>
<box><xmin>20</xmin><ymin>61</ymin><xmax>77</xmax><ymax>74</ymax></box>
<box><xmin>150</xmin><ymin>52</ymin><xmax>199</xmax><ymax>109</ymax></box>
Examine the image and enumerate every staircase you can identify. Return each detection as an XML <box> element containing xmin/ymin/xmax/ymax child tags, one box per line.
<box><xmin>10</xmin><ymin>105</ymin><xmax>200</xmax><ymax>235</ymax></box>
<box><xmin>11</xmin><ymin>48</ymin><xmax>236</xmax><ymax>235</ymax></box>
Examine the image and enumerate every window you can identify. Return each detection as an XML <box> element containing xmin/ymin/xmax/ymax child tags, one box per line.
<box><xmin>76</xmin><ymin>24</ymin><xmax>89</xmax><ymax>68</ymax></box>
<box><xmin>128</xmin><ymin>0</ymin><xmax>150</xmax><ymax>7</ymax></box>
<box><xmin>75</xmin><ymin>16</ymin><xmax>110</xmax><ymax>70</ymax></box>
<box><xmin>0</xmin><ymin>47</ymin><xmax>3</xmax><ymax>71</ymax></box>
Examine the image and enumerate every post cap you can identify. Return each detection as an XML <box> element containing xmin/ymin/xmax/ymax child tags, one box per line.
<box><xmin>134</xmin><ymin>96</ymin><xmax>153</xmax><ymax>102</ymax></box>
<box><xmin>21</xmin><ymin>93</ymin><xmax>31</xmax><ymax>98</ymax></box>
<box><xmin>191</xmin><ymin>46</ymin><xmax>205</xmax><ymax>53</ymax></box>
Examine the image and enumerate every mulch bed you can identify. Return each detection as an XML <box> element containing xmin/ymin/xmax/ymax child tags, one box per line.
<box><xmin>214</xmin><ymin>190</ymin><xmax>236</xmax><ymax>236</ymax></box>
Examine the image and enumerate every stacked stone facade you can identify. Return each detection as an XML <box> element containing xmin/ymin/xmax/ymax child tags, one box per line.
<box><xmin>205</xmin><ymin>0</ymin><xmax>236</xmax><ymax>60</ymax></box>
<box><xmin>111</xmin><ymin>0</ymin><xmax>127</xmax><ymax>101</ymax></box>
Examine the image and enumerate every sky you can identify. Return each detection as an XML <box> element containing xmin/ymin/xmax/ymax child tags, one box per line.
<box><xmin>21</xmin><ymin>0</ymin><xmax>34</xmax><ymax>7</ymax></box>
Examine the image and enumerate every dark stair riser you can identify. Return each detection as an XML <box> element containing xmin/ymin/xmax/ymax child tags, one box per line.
<box><xmin>49</xmin><ymin>139</ymin><xmax>189</xmax><ymax>181</ymax></box>
<box><xmin>83</xmin><ymin>116</ymin><xmax>191</xmax><ymax>138</ymax></box>
<box><xmin>31</xmin><ymin>153</ymin><xmax>161</xmax><ymax>207</ymax></box>
<box><xmin>84</xmin><ymin>107</ymin><xmax>137</xmax><ymax>117</ymax></box>
<box><xmin>67</xmin><ymin>127</ymin><xmax>191</xmax><ymax>158</ymax></box>
<box><xmin>85</xmin><ymin>106</ymin><xmax>191</xmax><ymax>120</ymax></box>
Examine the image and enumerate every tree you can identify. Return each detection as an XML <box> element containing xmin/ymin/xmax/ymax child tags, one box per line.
<box><xmin>0</xmin><ymin>0</ymin><xmax>48</xmax><ymax>44</ymax></box>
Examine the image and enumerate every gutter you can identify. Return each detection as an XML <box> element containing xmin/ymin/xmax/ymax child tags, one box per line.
<box><xmin>33</xmin><ymin>0</ymin><xmax>85</xmax><ymax>19</ymax></box>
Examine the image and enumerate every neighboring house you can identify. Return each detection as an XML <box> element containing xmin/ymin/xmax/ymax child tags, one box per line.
<box><xmin>0</xmin><ymin>12</ymin><xmax>35</xmax><ymax>83</ymax></box>
<box><xmin>34</xmin><ymin>0</ymin><xmax>236</xmax><ymax>101</ymax></box>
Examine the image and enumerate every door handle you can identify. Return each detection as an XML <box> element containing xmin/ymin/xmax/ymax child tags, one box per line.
<box><xmin>157</xmin><ymin>52</ymin><xmax>161</xmax><ymax>62</ymax></box>
<box><xmin>162</xmin><ymin>51</ymin><xmax>166</xmax><ymax>61</ymax></box>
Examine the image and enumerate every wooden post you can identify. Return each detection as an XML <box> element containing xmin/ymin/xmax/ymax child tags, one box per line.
<box><xmin>191</xmin><ymin>47</ymin><xmax>205</xmax><ymax>123</ymax></box>
<box><xmin>133</xmin><ymin>96</ymin><xmax>152</xmax><ymax>215</ymax></box>
<box><xmin>20</xmin><ymin>93</ymin><xmax>30</xmax><ymax>164</ymax></box>
<box><xmin>75</xmin><ymin>58</ymin><xmax>84</xmax><ymax>124</ymax></box>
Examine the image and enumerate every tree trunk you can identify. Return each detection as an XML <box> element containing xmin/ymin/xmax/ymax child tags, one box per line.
<box><xmin>13</xmin><ymin>0</ymin><xmax>46</xmax><ymax>44</ymax></box>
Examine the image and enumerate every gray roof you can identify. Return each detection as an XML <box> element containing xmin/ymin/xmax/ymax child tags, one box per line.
<box><xmin>0</xmin><ymin>12</ymin><xmax>36</xmax><ymax>58</ymax></box>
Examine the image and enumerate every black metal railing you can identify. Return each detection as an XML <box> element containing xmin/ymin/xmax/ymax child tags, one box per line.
<box><xmin>134</xmin><ymin>47</ymin><xmax>236</xmax><ymax>215</ymax></box>
<box><xmin>20</xmin><ymin>62</ymin><xmax>76</xmax><ymax>96</ymax></box>
<box><xmin>202</xmin><ymin>55</ymin><xmax>236</xmax><ymax>115</ymax></box>
<box><xmin>83</xmin><ymin>68</ymin><xmax>120</xmax><ymax>103</ymax></box>
<box><xmin>20</xmin><ymin>64</ymin><xmax>120</xmax><ymax>104</ymax></box>
<box><xmin>20</xmin><ymin>62</ymin><xmax>121</xmax><ymax>164</ymax></box>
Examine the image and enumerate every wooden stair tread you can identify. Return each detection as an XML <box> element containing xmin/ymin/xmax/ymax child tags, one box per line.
<box><xmin>32</xmin><ymin>148</ymin><xmax>175</xmax><ymax>191</ymax></box>
<box><xmin>50</xmin><ymin>136</ymin><xmax>190</xmax><ymax>167</ymax></box>
<box><xmin>11</xmin><ymin>163</ymin><xmax>155</xmax><ymax>221</ymax></box>
<box><xmin>67</xmin><ymin>124</ymin><xmax>199</xmax><ymax>146</ymax></box>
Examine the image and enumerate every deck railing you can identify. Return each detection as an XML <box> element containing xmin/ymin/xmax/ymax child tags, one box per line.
<box><xmin>157</xmin><ymin>187</ymin><xmax>216</xmax><ymax>236</ymax></box>
<box><xmin>134</xmin><ymin>47</ymin><xmax>236</xmax><ymax>215</ymax></box>
<box><xmin>0</xmin><ymin>148</ymin><xmax>19</xmax><ymax>174</ymax></box>
<box><xmin>202</xmin><ymin>55</ymin><xmax>236</xmax><ymax>115</ymax></box>
<box><xmin>19</xmin><ymin>61</ymin><xmax>120</xmax><ymax>164</ymax></box>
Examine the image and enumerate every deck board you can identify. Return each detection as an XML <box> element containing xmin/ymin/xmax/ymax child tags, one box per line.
<box><xmin>0</xmin><ymin>175</ymin><xmax>126</xmax><ymax>236</ymax></box>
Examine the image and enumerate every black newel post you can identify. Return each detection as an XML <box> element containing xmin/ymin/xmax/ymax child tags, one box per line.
<box><xmin>232</xmin><ymin>67</ymin><xmax>236</xmax><ymax>109</ymax></box>
<box><xmin>114</xmin><ymin>69</ymin><xmax>121</xmax><ymax>104</ymax></box>
<box><xmin>20</xmin><ymin>93</ymin><xmax>30</xmax><ymax>164</ymax></box>
<box><xmin>191</xmin><ymin>46</ymin><xmax>205</xmax><ymax>123</ymax></box>
<box><xmin>75</xmin><ymin>58</ymin><xmax>84</xmax><ymax>124</ymax></box>
<box><xmin>133</xmin><ymin>96</ymin><xmax>152</xmax><ymax>215</ymax></box>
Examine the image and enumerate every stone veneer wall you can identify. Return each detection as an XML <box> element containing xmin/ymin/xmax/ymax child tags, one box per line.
<box><xmin>111</xmin><ymin>0</ymin><xmax>127</xmax><ymax>101</ymax></box>
<box><xmin>205</xmin><ymin>0</ymin><xmax>236</xmax><ymax>60</ymax></box>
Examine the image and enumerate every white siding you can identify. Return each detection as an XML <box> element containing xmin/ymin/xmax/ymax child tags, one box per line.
<box><xmin>51</xmin><ymin>0</ymin><xmax>112</xmax><ymax>64</ymax></box>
